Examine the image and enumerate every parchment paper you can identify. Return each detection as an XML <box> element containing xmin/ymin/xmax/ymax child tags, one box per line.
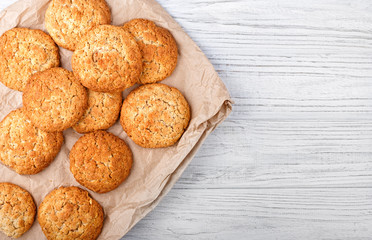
<box><xmin>0</xmin><ymin>0</ymin><xmax>232</xmax><ymax>239</ymax></box>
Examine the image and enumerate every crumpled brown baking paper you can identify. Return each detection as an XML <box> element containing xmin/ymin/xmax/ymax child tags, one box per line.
<box><xmin>0</xmin><ymin>0</ymin><xmax>232</xmax><ymax>239</ymax></box>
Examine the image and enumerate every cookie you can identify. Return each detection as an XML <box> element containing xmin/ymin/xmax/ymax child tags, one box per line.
<box><xmin>38</xmin><ymin>186</ymin><xmax>104</xmax><ymax>240</ymax></box>
<box><xmin>0</xmin><ymin>182</ymin><xmax>36</xmax><ymax>238</ymax></box>
<box><xmin>123</xmin><ymin>19</ymin><xmax>178</xmax><ymax>84</ymax></box>
<box><xmin>120</xmin><ymin>83</ymin><xmax>191</xmax><ymax>148</ymax></box>
<box><xmin>72</xmin><ymin>90</ymin><xmax>122</xmax><ymax>133</ymax></box>
<box><xmin>70</xmin><ymin>131</ymin><xmax>133</xmax><ymax>193</ymax></box>
<box><xmin>0</xmin><ymin>108</ymin><xmax>64</xmax><ymax>175</ymax></box>
<box><xmin>23</xmin><ymin>67</ymin><xmax>88</xmax><ymax>132</ymax></box>
<box><xmin>72</xmin><ymin>25</ymin><xmax>142</xmax><ymax>92</ymax></box>
<box><xmin>45</xmin><ymin>0</ymin><xmax>111</xmax><ymax>51</ymax></box>
<box><xmin>0</xmin><ymin>28</ymin><xmax>60</xmax><ymax>91</ymax></box>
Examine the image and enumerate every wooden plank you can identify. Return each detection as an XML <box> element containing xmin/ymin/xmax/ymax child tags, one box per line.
<box><xmin>174</xmin><ymin>120</ymin><xmax>372</xmax><ymax>189</ymax></box>
<box><xmin>126</xmin><ymin>188</ymin><xmax>372</xmax><ymax>240</ymax></box>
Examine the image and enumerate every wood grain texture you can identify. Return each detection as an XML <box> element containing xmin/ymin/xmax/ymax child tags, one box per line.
<box><xmin>2</xmin><ymin>0</ymin><xmax>372</xmax><ymax>239</ymax></box>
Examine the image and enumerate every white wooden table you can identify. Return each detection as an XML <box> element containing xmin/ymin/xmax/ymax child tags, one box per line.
<box><xmin>2</xmin><ymin>0</ymin><xmax>372</xmax><ymax>239</ymax></box>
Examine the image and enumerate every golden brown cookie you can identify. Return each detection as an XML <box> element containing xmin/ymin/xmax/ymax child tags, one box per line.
<box><xmin>120</xmin><ymin>83</ymin><xmax>191</xmax><ymax>148</ymax></box>
<box><xmin>72</xmin><ymin>25</ymin><xmax>142</xmax><ymax>92</ymax></box>
<box><xmin>123</xmin><ymin>19</ymin><xmax>178</xmax><ymax>84</ymax></box>
<box><xmin>72</xmin><ymin>90</ymin><xmax>122</xmax><ymax>133</ymax></box>
<box><xmin>0</xmin><ymin>182</ymin><xmax>36</xmax><ymax>238</ymax></box>
<box><xmin>23</xmin><ymin>67</ymin><xmax>88</xmax><ymax>132</ymax></box>
<box><xmin>38</xmin><ymin>186</ymin><xmax>104</xmax><ymax>240</ymax></box>
<box><xmin>0</xmin><ymin>28</ymin><xmax>60</xmax><ymax>91</ymax></box>
<box><xmin>69</xmin><ymin>131</ymin><xmax>133</xmax><ymax>193</ymax></box>
<box><xmin>45</xmin><ymin>0</ymin><xmax>111</xmax><ymax>51</ymax></box>
<box><xmin>0</xmin><ymin>108</ymin><xmax>64</xmax><ymax>175</ymax></box>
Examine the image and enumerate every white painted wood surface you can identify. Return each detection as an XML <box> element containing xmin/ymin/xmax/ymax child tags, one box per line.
<box><xmin>2</xmin><ymin>0</ymin><xmax>372</xmax><ymax>239</ymax></box>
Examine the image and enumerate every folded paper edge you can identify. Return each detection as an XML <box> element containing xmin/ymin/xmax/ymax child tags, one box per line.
<box><xmin>122</xmin><ymin>100</ymin><xmax>232</xmax><ymax>236</ymax></box>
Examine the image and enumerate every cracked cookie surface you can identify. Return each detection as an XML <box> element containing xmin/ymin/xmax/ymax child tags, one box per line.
<box><xmin>123</xmin><ymin>19</ymin><xmax>178</xmax><ymax>84</ymax></box>
<box><xmin>72</xmin><ymin>25</ymin><xmax>142</xmax><ymax>92</ymax></box>
<box><xmin>0</xmin><ymin>108</ymin><xmax>64</xmax><ymax>175</ymax></box>
<box><xmin>72</xmin><ymin>90</ymin><xmax>122</xmax><ymax>133</ymax></box>
<box><xmin>45</xmin><ymin>0</ymin><xmax>111</xmax><ymax>51</ymax></box>
<box><xmin>0</xmin><ymin>182</ymin><xmax>36</xmax><ymax>238</ymax></box>
<box><xmin>120</xmin><ymin>83</ymin><xmax>190</xmax><ymax>148</ymax></box>
<box><xmin>38</xmin><ymin>186</ymin><xmax>104</xmax><ymax>240</ymax></box>
<box><xmin>0</xmin><ymin>28</ymin><xmax>60</xmax><ymax>91</ymax></box>
<box><xmin>23</xmin><ymin>67</ymin><xmax>88</xmax><ymax>132</ymax></box>
<box><xmin>69</xmin><ymin>131</ymin><xmax>133</xmax><ymax>193</ymax></box>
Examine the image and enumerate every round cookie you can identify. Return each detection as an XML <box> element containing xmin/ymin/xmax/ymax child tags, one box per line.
<box><xmin>123</xmin><ymin>19</ymin><xmax>178</xmax><ymax>84</ymax></box>
<box><xmin>38</xmin><ymin>186</ymin><xmax>104</xmax><ymax>240</ymax></box>
<box><xmin>72</xmin><ymin>25</ymin><xmax>142</xmax><ymax>92</ymax></box>
<box><xmin>120</xmin><ymin>83</ymin><xmax>191</xmax><ymax>148</ymax></box>
<box><xmin>69</xmin><ymin>131</ymin><xmax>133</xmax><ymax>193</ymax></box>
<box><xmin>72</xmin><ymin>90</ymin><xmax>122</xmax><ymax>133</ymax></box>
<box><xmin>0</xmin><ymin>108</ymin><xmax>64</xmax><ymax>175</ymax></box>
<box><xmin>0</xmin><ymin>28</ymin><xmax>60</xmax><ymax>91</ymax></box>
<box><xmin>23</xmin><ymin>67</ymin><xmax>88</xmax><ymax>132</ymax></box>
<box><xmin>45</xmin><ymin>0</ymin><xmax>111</xmax><ymax>51</ymax></box>
<box><xmin>0</xmin><ymin>182</ymin><xmax>36</xmax><ymax>238</ymax></box>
